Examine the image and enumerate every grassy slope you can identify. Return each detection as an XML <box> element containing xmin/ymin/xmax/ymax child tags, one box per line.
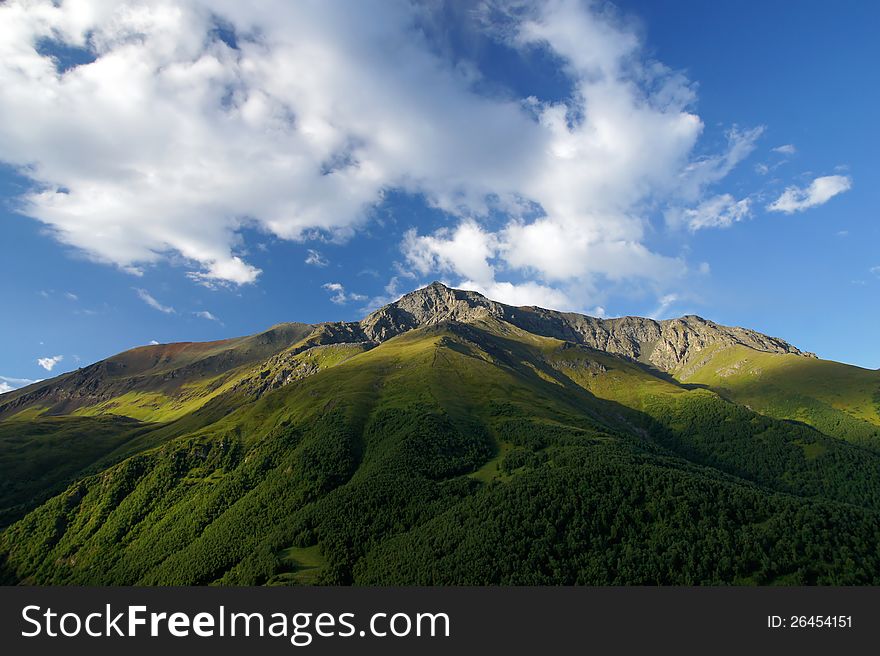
<box><xmin>4</xmin><ymin>322</ymin><xmax>880</xmax><ymax>585</ymax></box>
<box><xmin>0</xmin><ymin>322</ymin><xmax>316</xmax><ymax>422</ymax></box>
<box><xmin>0</xmin><ymin>337</ymin><xmax>371</xmax><ymax>526</ymax></box>
<box><xmin>63</xmin><ymin>339</ymin><xmax>370</xmax><ymax>424</ymax></box>
<box><xmin>0</xmin><ymin>323</ymin><xmax>634</xmax><ymax>583</ymax></box>
<box><xmin>70</xmin><ymin>380</ymin><xmax>232</xmax><ymax>423</ymax></box>
<box><xmin>674</xmin><ymin>346</ymin><xmax>880</xmax><ymax>448</ymax></box>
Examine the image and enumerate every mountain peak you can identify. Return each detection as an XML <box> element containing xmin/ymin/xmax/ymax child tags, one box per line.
<box><xmin>360</xmin><ymin>282</ymin><xmax>498</xmax><ymax>341</ymax></box>
<box><xmin>404</xmin><ymin>280</ymin><xmax>484</xmax><ymax>303</ymax></box>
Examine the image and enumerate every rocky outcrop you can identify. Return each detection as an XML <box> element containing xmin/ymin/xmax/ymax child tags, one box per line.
<box><xmin>357</xmin><ymin>282</ymin><xmax>815</xmax><ymax>372</ymax></box>
<box><xmin>359</xmin><ymin>282</ymin><xmax>501</xmax><ymax>340</ymax></box>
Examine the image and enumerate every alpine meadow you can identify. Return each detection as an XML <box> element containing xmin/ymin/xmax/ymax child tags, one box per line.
<box><xmin>2</xmin><ymin>283</ymin><xmax>880</xmax><ymax>586</ymax></box>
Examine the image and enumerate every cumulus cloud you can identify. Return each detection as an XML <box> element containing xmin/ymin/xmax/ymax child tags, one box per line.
<box><xmin>0</xmin><ymin>375</ymin><xmax>40</xmax><ymax>393</ymax></box>
<box><xmin>0</xmin><ymin>0</ymin><xmax>761</xmax><ymax>310</ymax></box>
<box><xmin>7</xmin><ymin>0</ymin><xmax>819</xmax><ymax>320</ymax></box>
<box><xmin>0</xmin><ymin>0</ymin><xmax>540</xmax><ymax>286</ymax></box>
<box><xmin>37</xmin><ymin>355</ymin><xmax>63</xmax><ymax>371</ymax></box>
<box><xmin>767</xmin><ymin>175</ymin><xmax>852</xmax><ymax>214</ymax></box>
<box><xmin>458</xmin><ymin>279</ymin><xmax>573</xmax><ymax>309</ymax></box>
<box><xmin>399</xmin><ymin>2</ymin><xmax>766</xmax><ymax>309</ymax></box>
<box><xmin>134</xmin><ymin>288</ymin><xmax>175</xmax><ymax>314</ymax></box>
<box><xmin>403</xmin><ymin>221</ymin><xmax>497</xmax><ymax>286</ymax></box>
<box><xmin>193</xmin><ymin>310</ymin><xmax>220</xmax><ymax>321</ymax></box>
<box><xmin>305</xmin><ymin>249</ymin><xmax>329</xmax><ymax>267</ymax></box>
<box><xmin>322</xmin><ymin>282</ymin><xmax>366</xmax><ymax>305</ymax></box>
<box><xmin>403</xmin><ymin>220</ymin><xmax>594</xmax><ymax>309</ymax></box>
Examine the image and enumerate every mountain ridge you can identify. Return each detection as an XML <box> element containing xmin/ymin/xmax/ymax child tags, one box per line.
<box><xmin>0</xmin><ymin>281</ymin><xmax>815</xmax><ymax>420</ymax></box>
<box><xmin>360</xmin><ymin>281</ymin><xmax>816</xmax><ymax>368</ymax></box>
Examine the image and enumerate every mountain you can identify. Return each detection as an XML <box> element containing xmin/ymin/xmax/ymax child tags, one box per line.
<box><xmin>2</xmin><ymin>282</ymin><xmax>880</xmax><ymax>585</ymax></box>
<box><xmin>0</xmin><ymin>281</ymin><xmax>818</xmax><ymax>421</ymax></box>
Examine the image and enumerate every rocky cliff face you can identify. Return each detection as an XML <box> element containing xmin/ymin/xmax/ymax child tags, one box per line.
<box><xmin>359</xmin><ymin>282</ymin><xmax>501</xmax><ymax>340</ymax></box>
<box><xmin>358</xmin><ymin>281</ymin><xmax>815</xmax><ymax>372</ymax></box>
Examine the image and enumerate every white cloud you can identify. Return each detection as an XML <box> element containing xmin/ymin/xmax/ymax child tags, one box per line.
<box><xmin>36</xmin><ymin>355</ymin><xmax>63</xmax><ymax>372</ymax></box>
<box><xmin>767</xmin><ymin>175</ymin><xmax>852</xmax><ymax>214</ymax></box>
<box><xmin>651</xmin><ymin>293</ymin><xmax>679</xmax><ymax>319</ymax></box>
<box><xmin>0</xmin><ymin>0</ymin><xmax>537</xmax><ymax>286</ymax></box>
<box><xmin>669</xmin><ymin>194</ymin><xmax>751</xmax><ymax>231</ymax></box>
<box><xmin>362</xmin><ymin>276</ymin><xmax>406</xmax><ymax>312</ymax></box>
<box><xmin>322</xmin><ymin>282</ymin><xmax>366</xmax><ymax>305</ymax></box>
<box><xmin>754</xmin><ymin>156</ymin><xmax>790</xmax><ymax>176</ymax></box>
<box><xmin>675</xmin><ymin>127</ymin><xmax>764</xmax><ymax>202</ymax></box>
<box><xmin>403</xmin><ymin>221</ymin><xmax>497</xmax><ymax>286</ymax></box>
<box><xmin>193</xmin><ymin>310</ymin><xmax>220</xmax><ymax>321</ymax></box>
<box><xmin>0</xmin><ymin>0</ymin><xmax>759</xmax><ymax>303</ymax></box>
<box><xmin>148</xmin><ymin>340</ymin><xmax>160</xmax><ymax>345</ymax></box>
<box><xmin>305</xmin><ymin>249</ymin><xmax>329</xmax><ymax>267</ymax></box>
<box><xmin>871</xmin><ymin>266</ymin><xmax>880</xmax><ymax>277</ymax></box>
<box><xmin>0</xmin><ymin>375</ymin><xmax>40</xmax><ymax>393</ymax></box>
<box><xmin>772</xmin><ymin>144</ymin><xmax>796</xmax><ymax>155</ymax></box>
<box><xmin>134</xmin><ymin>288</ymin><xmax>175</xmax><ymax>314</ymax></box>
<box><xmin>398</xmin><ymin>2</ymin><xmax>766</xmax><ymax>309</ymax></box>
<box><xmin>64</xmin><ymin>291</ymin><xmax>78</xmax><ymax>301</ymax></box>
<box><xmin>458</xmin><ymin>279</ymin><xmax>573</xmax><ymax>310</ymax></box>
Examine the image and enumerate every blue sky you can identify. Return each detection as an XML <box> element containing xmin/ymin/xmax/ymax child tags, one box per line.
<box><xmin>1</xmin><ymin>0</ymin><xmax>878</xmax><ymax>392</ymax></box>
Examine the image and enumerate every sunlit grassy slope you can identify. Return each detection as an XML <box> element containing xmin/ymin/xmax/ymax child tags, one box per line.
<box><xmin>4</xmin><ymin>320</ymin><xmax>880</xmax><ymax>586</ymax></box>
<box><xmin>0</xmin><ymin>322</ymin><xmax>316</xmax><ymax>421</ymax></box>
<box><xmin>672</xmin><ymin>346</ymin><xmax>880</xmax><ymax>448</ymax></box>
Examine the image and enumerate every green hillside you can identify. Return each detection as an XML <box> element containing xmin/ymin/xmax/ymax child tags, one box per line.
<box><xmin>676</xmin><ymin>346</ymin><xmax>880</xmax><ymax>448</ymax></box>
<box><xmin>0</xmin><ymin>322</ymin><xmax>316</xmax><ymax>422</ymax></box>
<box><xmin>2</xmin><ymin>283</ymin><xmax>880</xmax><ymax>585</ymax></box>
